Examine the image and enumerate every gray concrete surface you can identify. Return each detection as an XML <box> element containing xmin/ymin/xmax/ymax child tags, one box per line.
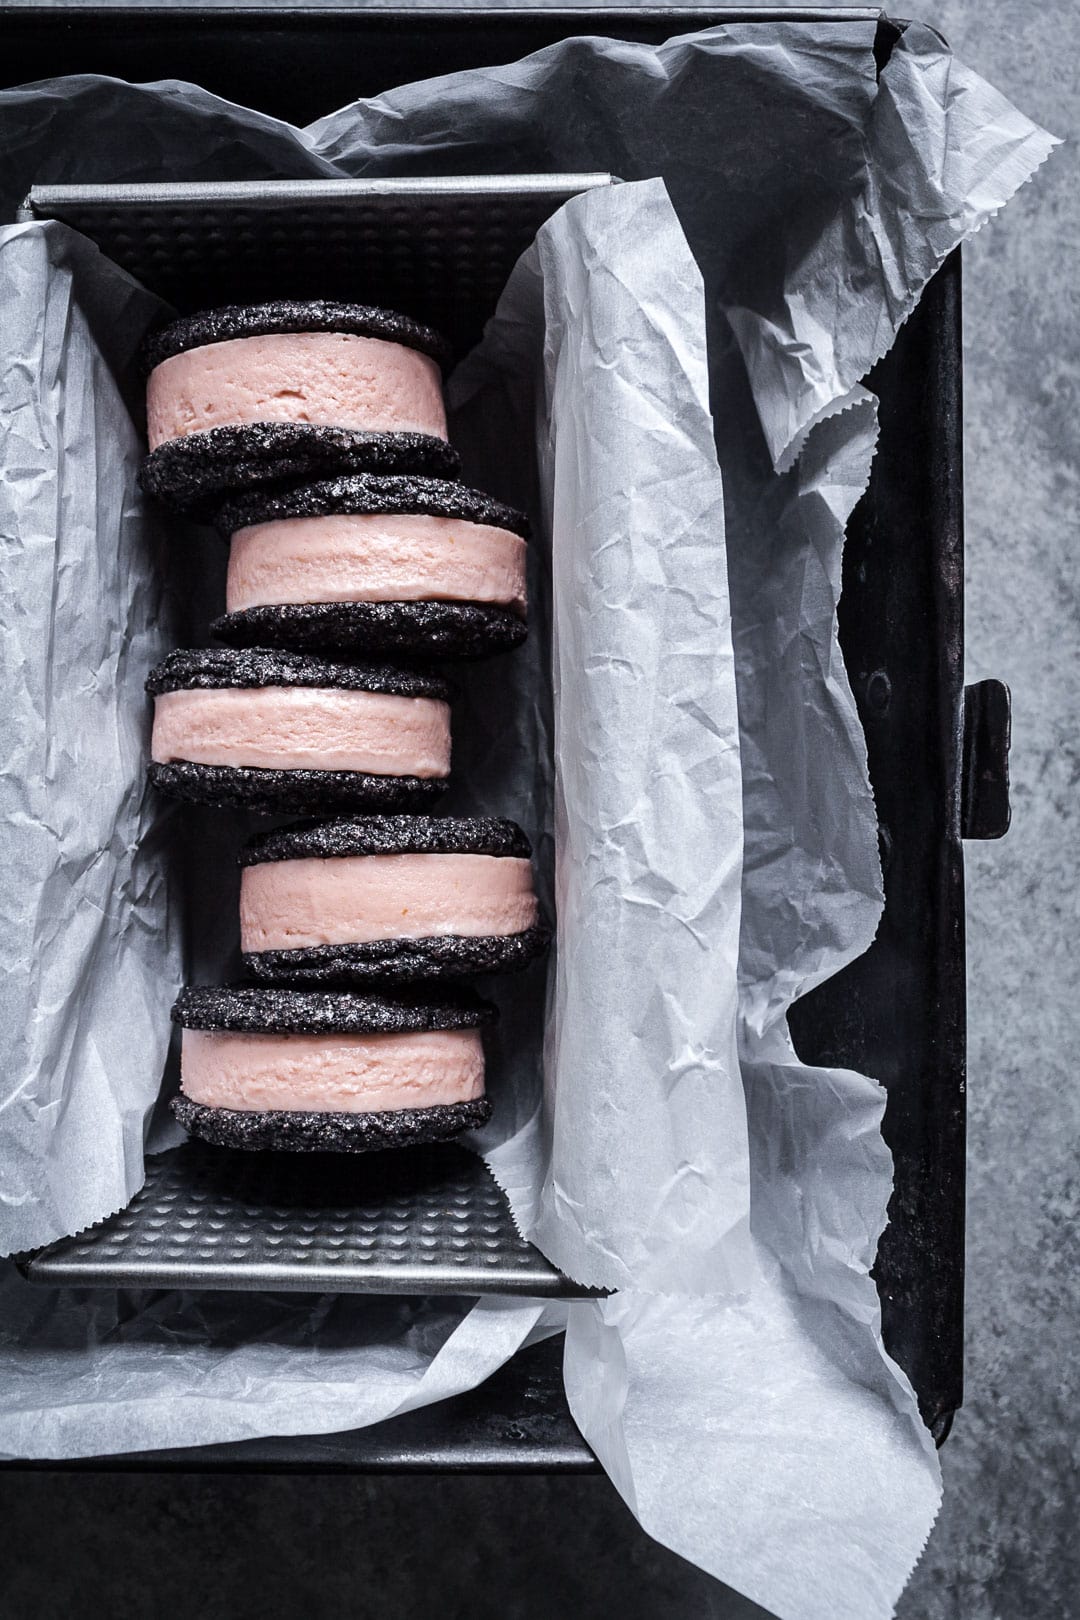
<box><xmin>895</xmin><ymin>4</ymin><xmax>1079</xmax><ymax>1617</ymax></box>
<box><xmin>0</xmin><ymin>4</ymin><xmax>1076</xmax><ymax>1618</ymax></box>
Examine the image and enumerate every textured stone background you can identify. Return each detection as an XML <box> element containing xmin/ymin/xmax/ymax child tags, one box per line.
<box><xmin>0</xmin><ymin>4</ymin><xmax>1076</xmax><ymax>1618</ymax></box>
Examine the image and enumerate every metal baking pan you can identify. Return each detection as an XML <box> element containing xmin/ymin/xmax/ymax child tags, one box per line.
<box><xmin>17</xmin><ymin>175</ymin><xmax>615</xmax><ymax>358</ymax></box>
<box><xmin>14</xmin><ymin>169</ymin><xmax>610</xmax><ymax>1306</ymax></box>
<box><xmin>20</xmin><ymin>1139</ymin><xmax>595</xmax><ymax>1298</ymax></box>
<box><xmin>0</xmin><ymin>7</ymin><xmax>1013</xmax><ymax>1468</ymax></box>
<box><xmin>7</xmin><ymin>1333</ymin><xmax>599</xmax><ymax>1474</ymax></box>
<box><xmin>0</xmin><ymin>10</ymin><xmax>889</xmax><ymax>130</ymax></box>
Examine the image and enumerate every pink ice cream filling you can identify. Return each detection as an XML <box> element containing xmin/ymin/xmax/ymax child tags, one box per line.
<box><xmin>146</xmin><ymin>331</ymin><xmax>447</xmax><ymax>449</ymax></box>
<box><xmin>180</xmin><ymin>1026</ymin><xmax>485</xmax><ymax>1114</ymax></box>
<box><xmin>151</xmin><ymin>686</ymin><xmax>451</xmax><ymax>777</ymax></box>
<box><xmin>227</xmin><ymin>512</ymin><xmax>527</xmax><ymax>618</ymax></box>
<box><xmin>241</xmin><ymin>852</ymin><xmax>539</xmax><ymax>953</ymax></box>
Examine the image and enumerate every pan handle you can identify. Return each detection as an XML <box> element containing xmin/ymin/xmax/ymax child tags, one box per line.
<box><xmin>961</xmin><ymin>680</ymin><xmax>1011</xmax><ymax>839</ymax></box>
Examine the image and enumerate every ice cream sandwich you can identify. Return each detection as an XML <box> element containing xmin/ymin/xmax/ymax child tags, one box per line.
<box><xmin>210</xmin><ymin>474</ymin><xmax>529</xmax><ymax>660</ymax></box>
<box><xmin>239</xmin><ymin>815</ymin><xmax>549</xmax><ymax>986</ymax></box>
<box><xmin>140</xmin><ymin>300</ymin><xmax>456</xmax><ymax>516</ymax></box>
<box><xmin>146</xmin><ymin>647</ymin><xmax>451</xmax><ymax>815</ymax></box>
<box><xmin>170</xmin><ymin>984</ymin><xmax>495</xmax><ymax>1153</ymax></box>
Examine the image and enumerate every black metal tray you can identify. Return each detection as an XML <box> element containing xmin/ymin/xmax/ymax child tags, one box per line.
<box><xmin>7</xmin><ymin>1333</ymin><xmax>598</xmax><ymax>1474</ymax></box>
<box><xmin>16</xmin><ymin>174</ymin><xmax>614</xmax><ymax>359</ymax></box>
<box><xmin>21</xmin><ymin>1140</ymin><xmax>594</xmax><ymax>1298</ymax></box>
<box><xmin>13</xmin><ymin>169</ymin><xmax>605</xmax><ymax>1309</ymax></box>
<box><xmin>0</xmin><ymin>7</ymin><xmax>1012</xmax><ymax>1469</ymax></box>
<box><xmin>0</xmin><ymin>9</ymin><xmax>887</xmax><ymax>128</ymax></box>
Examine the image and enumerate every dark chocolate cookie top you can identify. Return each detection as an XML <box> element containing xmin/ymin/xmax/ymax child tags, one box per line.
<box><xmin>241</xmin><ymin>814</ymin><xmax>533</xmax><ymax>868</ymax></box>
<box><xmin>145</xmin><ymin>646</ymin><xmax>451</xmax><ymax>701</ymax></box>
<box><xmin>141</xmin><ymin>300</ymin><xmax>450</xmax><ymax>375</ymax></box>
<box><xmin>172</xmin><ymin>984</ymin><xmax>496</xmax><ymax>1035</ymax></box>
<box><xmin>215</xmin><ymin>474</ymin><xmax>530</xmax><ymax>541</ymax></box>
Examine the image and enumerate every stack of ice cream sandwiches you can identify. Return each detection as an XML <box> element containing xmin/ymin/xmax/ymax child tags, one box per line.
<box><xmin>141</xmin><ymin>299</ymin><xmax>547</xmax><ymax>1154</ymax></box>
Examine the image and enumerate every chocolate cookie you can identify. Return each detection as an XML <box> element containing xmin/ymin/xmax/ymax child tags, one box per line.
<box><xmin>212</xmin><ymin>600</ymin><xmax>526</xmax><ymax>662</ymax></box>
<box><xmin>140</xmin><ymin>301</ymin><xmax>450</xmax><ymax>376</ymax></box>
<box><xmin>172</xmin><ymin>983</ymin><xmax>494</xmax><ymax>1034</ymax></box>
<box><xmin>213</xmin><ymin>475</ymin><xmax>529</xmax><ymax>539</ymax></box>
<box><xmin>171</xmin><ymin>1094</ymin><xmax>492</xmax><ymax>1153</ymax></box>
<box><xmin>141</xmin><ymin>424</ymin><xmax>461</xmax><ymax>521</ymax></box>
